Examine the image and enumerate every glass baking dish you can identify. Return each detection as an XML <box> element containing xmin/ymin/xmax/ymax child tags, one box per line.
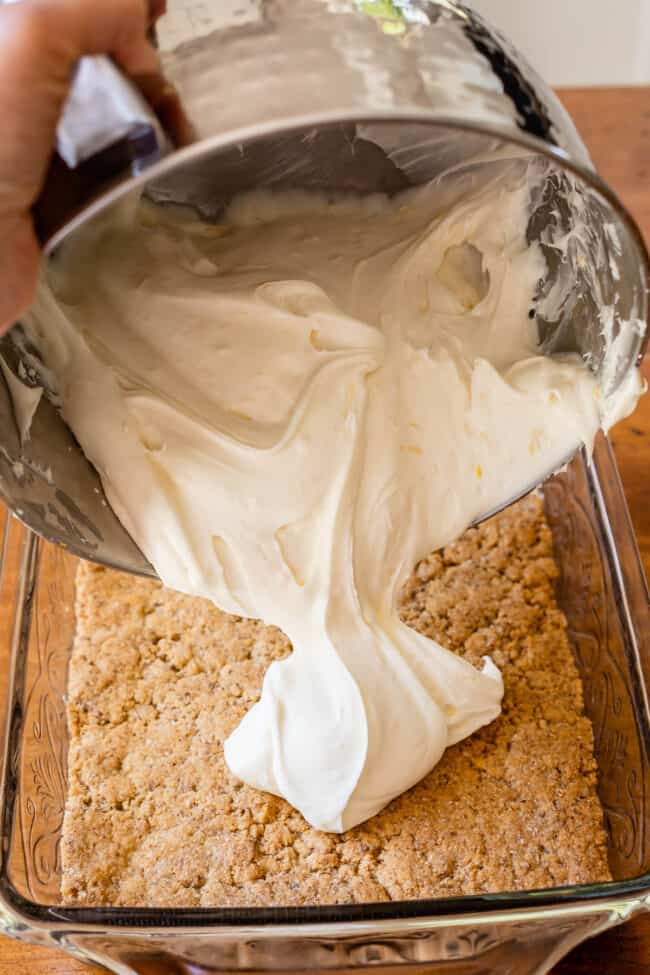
<box><xmin>0</xmin><ymin>434</ymin><xmax>649</xmax><ymax>975</ymax></box>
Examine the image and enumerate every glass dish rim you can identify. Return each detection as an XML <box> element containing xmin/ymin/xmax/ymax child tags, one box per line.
<box><xmin>1</xmin><ymin>437</ymin><xmax>650</xmax><ymax>933</ymax></box>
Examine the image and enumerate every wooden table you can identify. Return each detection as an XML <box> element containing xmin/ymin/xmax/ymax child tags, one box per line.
<box><xmin>1</xmin><ymin>86</ymin><xmax>650</xmax><ymax>975</ymax></box>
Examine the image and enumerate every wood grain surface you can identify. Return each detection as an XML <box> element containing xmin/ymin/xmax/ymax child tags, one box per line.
<box><xmin>0</xmin><ymin>86</ymin><xmax>649</xmax><ymax>975</ymax></box>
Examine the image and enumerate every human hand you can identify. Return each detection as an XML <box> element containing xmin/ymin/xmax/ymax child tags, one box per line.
<box><xmin>0</xmin><ymin>0</ymin><xmax>164</xmax><ymax>333</ymax></box>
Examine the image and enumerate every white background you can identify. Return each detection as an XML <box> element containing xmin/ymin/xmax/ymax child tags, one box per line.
<box><xmin>469</xmin><ymin>0</ymin><xmax>650</xmax><ymax>86</ymax></box>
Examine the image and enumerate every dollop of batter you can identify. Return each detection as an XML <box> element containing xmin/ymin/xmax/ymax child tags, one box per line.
<box><xmin>25</xmin><ymin>159</ymin><xmax>628</xmax><ymax>831</ymax></box>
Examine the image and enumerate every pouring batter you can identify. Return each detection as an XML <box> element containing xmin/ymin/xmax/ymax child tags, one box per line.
<box><xmin>23</xmin><ymin>156</ymin><xmax>639</xmax><ymax>831</ymax></box>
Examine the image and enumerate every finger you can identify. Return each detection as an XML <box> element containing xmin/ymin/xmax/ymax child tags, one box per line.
<box><xmin>132</xmin><ymin>73</ymin><xmax>196</xmax><ymax>147</ymax></box>
<box><xmin>0</xmin><ymin>216</ymin><xmax>40</xmax><ymax>333</ymax></box>
<box><xmin>34</xmin><ymin>0</ymin><xmax>160</xmax><ymax>76</ymax></box>
<box><xmin>148</xmin><ymin>0</ymin><xmax>167</xmax><ymax>25</ymax></box>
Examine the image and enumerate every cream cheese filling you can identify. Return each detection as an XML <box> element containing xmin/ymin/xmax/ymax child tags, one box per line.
<box><xmin>24</xmin><ymin>158</ymin><xmax>637</xmax><ymax>831</ymax></box>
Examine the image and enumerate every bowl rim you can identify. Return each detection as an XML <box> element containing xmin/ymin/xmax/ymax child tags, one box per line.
<box><xmin>44</xmin><ymin>110</ymin><xmax>650</xmax><ymax>382</ymax></box>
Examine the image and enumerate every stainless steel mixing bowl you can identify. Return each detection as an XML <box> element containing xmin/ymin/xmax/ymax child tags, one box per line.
<box><xmin>0</xmin><ymin>0</ymin><xmax>647</xmax><ymax>575</ymax></box>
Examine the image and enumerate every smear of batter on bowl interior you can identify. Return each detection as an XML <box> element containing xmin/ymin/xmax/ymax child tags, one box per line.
<box><xmin>24</xmin><ymin>156</ymin><xmax>641</xmax><ymax>832</ymax></box>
